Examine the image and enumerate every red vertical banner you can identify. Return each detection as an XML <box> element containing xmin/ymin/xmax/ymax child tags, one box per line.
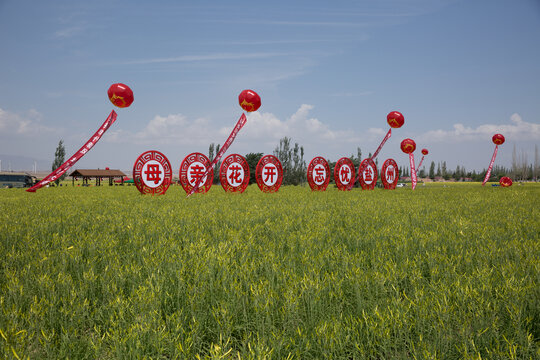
<box><xmin>482</xmin><ymin>145</ymin><xmax>498</xmax><ymax>186</ymax></box>
<box><xmin>27</xmin><ymin>110</ymin><xmax>118</xmax><ymax>192</ymax></box>
<box><xmin>483</xmin><ymin>134</ymin><xmax>505</xmax><ymax>186</ymax></box>
<box><xmin>401</xmin><ymin>138</ymin><xmax>417</xmax><ymax>191</ymax></box>
<box><xmin>409</xmin><ymin>153</ymin><xmax>417</xmax><ymax>190</ymax></box>
<box><xmin>371</xmin><ymin>128</ymin><xmax>392</xmax><ymax>160</ymax></box>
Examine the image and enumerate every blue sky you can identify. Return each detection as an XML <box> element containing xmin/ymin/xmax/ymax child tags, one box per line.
<box><xmin>1</xmin><ymin>0</ymin><xmax>539</xmax><ymax>173</ymax></box>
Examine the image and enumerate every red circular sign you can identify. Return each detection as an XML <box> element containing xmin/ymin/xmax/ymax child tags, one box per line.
<box><xmin>108</xmin><ymin>83</ymin><xmax>134</xmax><ymax>108</ymax></box>
<box><xmin>492</xmin><ymin>133</ymin><xmax>505</xmax><ymax>145</ymax></box>
<box><xmin>255</xmin><ymin>155</ymin><xmax>283</xmax><ymax>193</ymax></box>
<box><xmin>387</xmin><ymin>111</ymin><xmax>404</xmax><ymax>128</ymax></box>
<box><xmin>334</xmin><ymin>157</ymin><xmax>355</xmax><ymax>191</ymax></box>
<box><xmin>381</xmin><ymin>158</ymin><xmax>399</xmax><ymax>190</ymax></box>
<box><xmin>220</xmin><ymin>154</ymin><xmax>250</xmax><ymax>193</ymax></box>
<box><xmin>358</xmin><ymin>158</ymin><xmax>378</xmax><ymax>190</ymax></box>
<box><xmin>307</xmin><ymin>156</ymin><xmax>330</xmax><ymax>191</ymax></box>
<box><xmin>238</xmin><ymin>89</ymin><xmax>261</xmax><ymax>112</ymax></box>
<box><xmin>499</xmin><ymin>176</ymin><xmax>512</xmax><ymax>187</ymax></box>
<box><xmin>179</xmin><ymin>152</ymin><xmax>213</xmax><ymax>194</ymax></box>
<box><xmin>400</xmin><ymin>138</ymin><xmax>416</xmax><ymax>154</ymax></box>
<box><xmin>133</xmin><ymin>150</ymin><xmax>172</xmax><ymax>195</ymax></box>
<box><xmin>421</xmin><ymin>148</ymin><xmax>429</xmax><ymax>156</ymax></box>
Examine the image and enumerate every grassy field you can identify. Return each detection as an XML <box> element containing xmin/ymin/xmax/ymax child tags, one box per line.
<box><xmin>1</xmin><ymin>183</ymin><xmax>539</xmax><ymax>359</ymax></box>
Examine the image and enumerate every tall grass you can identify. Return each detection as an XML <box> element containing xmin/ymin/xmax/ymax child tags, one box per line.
<box><xmin>1</xmin><ymin>183</ymin><xmax>539</xmax><ymax>359</ymax></box>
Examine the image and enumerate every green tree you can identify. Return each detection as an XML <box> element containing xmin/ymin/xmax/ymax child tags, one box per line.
<box><xmin>208</xmin><ymin>143</ymin><xmax>221</xmax><ymax>184</ymax></box>
<box><xmin>274</xmin><ymin>137</ymin><xmax>306</xmax><ymax>185</ymax></box>
<box><xmin>245</xmin><ymin>152</ymin><xmax>263</xmax><ymax>184</ymax></box>
<box><xmin>429</xmin><ymin>161</ymin><xmax>435</xmax><ymax>179</ymax></box>
<box><xmin>52</xmin><ymin>140</ymin><xmax>66</xmax><ymax>186</ymax></box>
<box><xmin>442</xmin><ymin>161</ymin><xmax>449</xmax><ymax>180</ymax></box>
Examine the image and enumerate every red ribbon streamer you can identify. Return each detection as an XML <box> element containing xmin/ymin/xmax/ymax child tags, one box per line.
<box><xmin>27</xmin><ymin>110</ymin><xmax>118</xmax><ymax>192</ymax></box>
<box><xmin>482</xmin><ymin>145</ymin><xmax>498</xmax><ymax>186</ymax></box>
<box><xmin>188</xmin><ymin>113</ymin><xmax>247</xmax><ymax>197</ymax></box>
<box><xmin>417</xmin><ymin>155</ymin><xmax>425</xmax><ymax>171</ymax></box>
<box><xmin>371</xmin><ymin>128</ymin><xmax>392</xmax><ymax>161</ymax></box>
<box><xmin>409</xmin><ymin>153</ymin><xmax>417</xmax><ymax>190</ymax></box>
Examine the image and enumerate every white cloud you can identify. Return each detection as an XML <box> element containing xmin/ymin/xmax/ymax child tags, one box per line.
<box><xmin>107</xmin><ymin>114</ymin><xmax>218</xmax><ymax>146</ymax></box>
<box><xmin>0</xmin><ymin>108</ymin><xmax>54</xmax><ymax>136</ymax></box>
<box><xmin>109</xmin><ymin>105</ymin><xmax>393</xmax><ymax>160</ymax></box>
<box><xmin>417</xmin><ymin>113</ymin><xmax>540</xmax><ymax>143</ymax></box>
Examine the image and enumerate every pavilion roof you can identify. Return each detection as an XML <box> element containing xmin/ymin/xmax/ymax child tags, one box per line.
<box><xmin>69</xmin><ymin>169</ymin><xmax>126</xmax><ymax>177</ymax></box>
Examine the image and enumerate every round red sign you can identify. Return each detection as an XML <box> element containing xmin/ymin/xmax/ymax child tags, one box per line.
<box><xmin>381</xmin><ymin>158</ymin><xmax>399</xmax><ymax>190</ymax></box>
<box><xmin>133</xmin><ymin>150</ymin><xmax>172</xmax><ymax>195</ymax></box>
<box><xmin>334</xmin><ymin>157</ymin><xmax>355</xmax><ymax>191</ymax></box>
<box><xmin>255</xmin><ymin>155</ymin><xmax>283</xmax><ymax>193</ymax></box>
<box><xmin>358</xmin><ymin>158</ymin><xmax>378</xmax><ymax>190</ymax></box>
<box><xmin>307</xmin><ymin>156</ymin><xmax>330</xmax><ymax>191</ymax></box>
<box><xmin>499</xmin><ymin>176</ymin><xmax>512</xmax><ymax>187</ymax></box>
<box><xmin>220</xmin><ymin>154</ymin><xmax>250</xmax><ymax>193</ymax></box>
<box><xmin>179</xmin><ymin>152</ymin><xmax>213</xmax><ymax>194</ymax></box>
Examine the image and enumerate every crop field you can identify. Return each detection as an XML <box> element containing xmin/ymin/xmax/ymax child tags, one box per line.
<box><xmin>1</xmin><ymin>183</ymin><xmax>539</xmax><ymax>359</ymax></box>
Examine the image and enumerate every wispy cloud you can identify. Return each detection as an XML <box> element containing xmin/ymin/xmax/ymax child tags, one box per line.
<box><xmin>329</xmin><ymin>91</ymin><xmax>373</xmax><ymax>97</ymax></box>
<box><xmin>54</xmin><ymin>26</ymin><xmax>85</xmax><ymax>38</ymax></box>
<box><xmin>0</xmin><ymin>108</ymin><xmax>55</xmax><ymax>136</ymax></box>
<box><xmin>123</xmin><ymin>52</ymin><xmax>291</xmax><ymax>65</ymax></box>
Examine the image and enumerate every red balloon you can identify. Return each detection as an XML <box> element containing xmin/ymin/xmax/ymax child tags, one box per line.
<box><xmin>492</xmin><ymin>133</ymin><xmax>505</xmax><ymax>145</ymax></box>
<box><xmin>238</xmin><ymin>89</ymin><xmax>261</xmax><ymax>112</ymax></box>
<box><xmin>387</xmin><ymin>111</ymin><xmax>404</xmax><ymax>128</ymax></box>
<box><xmin>421</xmin><ymin>148</ymin><xmax>429</xmax><ymax>155</ymax></box>
<box><xmin>400</xmin><ymin>138</ymin><xmax>416</xmax><ymax>154</ymax></box>
<box><xmin>108</xmin><ymin>83</ymin><xmax>134</xmax><ymax>108</ymax></box>
<box><xmin>499</xmin><ymin>176</ymin><xmax>512</xmax><ymax>187</ymax></box>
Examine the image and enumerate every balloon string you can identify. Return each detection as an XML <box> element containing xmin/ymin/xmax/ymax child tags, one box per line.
<box><xmin>482</xmin><ymin>145</ymin><xmax>499</xmax><ymax>186</ymax></box>
<box><xmin>188</xmin><ymin>113</ymin><xmax>247</xmax><ymax>197</ymax></box>
<box><xmin>27</xmin><ymin>110</ymin><xmax>117</xmax><ymax>192</ymax></box>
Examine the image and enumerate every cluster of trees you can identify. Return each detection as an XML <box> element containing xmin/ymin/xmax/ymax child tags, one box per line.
<box><xmin>242</xmin><ymin>137</ymin><xmax>308</xmax><ymax>185</ymax></box>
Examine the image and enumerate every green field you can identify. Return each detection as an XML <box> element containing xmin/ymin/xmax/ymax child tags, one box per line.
<box><xmin>1</xmin><ymin>183</ymin><xmax>539</xmax><ymax>359</ymax></box>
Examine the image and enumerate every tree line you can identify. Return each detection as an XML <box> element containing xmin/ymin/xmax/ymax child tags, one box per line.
<box><xmin>209</xmin><ymin>139</ymin><xmax>540</xmax><ymax>185</ymax></box>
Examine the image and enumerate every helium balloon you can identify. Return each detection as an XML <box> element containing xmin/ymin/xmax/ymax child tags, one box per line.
<box><xmin>400</xmin><ymin>138</ymin><xmax>416</xmax><ymax>154</ymax></box>
<box><xmin>492</xmin><ymin>133</ymin><xmax>505</xmax><ymax>145</ymax></box>
<box><xmin>421</xmin><ymin>148</ymin><xmax>429</xmax><ymax>155</ymax></box>
<box><xmin>238</xmin><ymin>89</ymin><xmax>261</xmax><ymax>112</ymax></box>
<box><xmin>108</xmin><ymin>83</ymin><xmax>134</xmax><ymax>108</ymax></box>
<box><xmin>499</xmin><ymin>176</ymin><xmax>512</xmax><ymax>187</ymax></box>
<box><xmin>387</xmin><ymin>111</ymin><xmax>404</xmax><ymax>129</ymax></box>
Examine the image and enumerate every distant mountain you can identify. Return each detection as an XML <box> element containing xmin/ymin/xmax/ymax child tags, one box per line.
<box><xmin>0</xmin><ymin>154</ymin><xmax>51</xmax><ymax>172</ymax></box>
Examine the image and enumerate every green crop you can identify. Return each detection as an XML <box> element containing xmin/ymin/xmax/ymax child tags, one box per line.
<box><xmin>1</xmin><ymin>183</ymin><xmax>539</xmax><ymax>359</ymax></box>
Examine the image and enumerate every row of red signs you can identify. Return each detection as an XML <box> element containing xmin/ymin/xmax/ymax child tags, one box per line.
<box><xmin>133</xmin><ymin>151</ymin><xmax>400</xmax><ymax>195</ymax></box>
